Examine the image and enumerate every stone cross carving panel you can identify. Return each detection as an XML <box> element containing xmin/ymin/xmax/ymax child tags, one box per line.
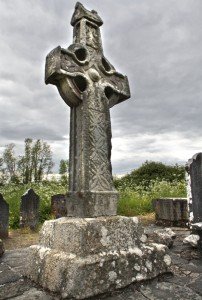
<box><xmin>45</xmin><ymin>2</ymin><xmax>130</xmax><ymax>217</ymax></box>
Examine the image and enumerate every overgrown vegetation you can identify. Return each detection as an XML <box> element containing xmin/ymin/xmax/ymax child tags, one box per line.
<box><xmin>0</xmin><ymin>160</ymin><xmax>187</xmax><ymax>229</ymax></box>
<box><xmin>116</xmin><ymin>161</ymin><xmax>186</xmax><ymax>216</ymax></box>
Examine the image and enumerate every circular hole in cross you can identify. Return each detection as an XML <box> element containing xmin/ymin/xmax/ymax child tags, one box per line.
<box><xmin>73</xmin><ymin>75</ymin><xmax>87</xmax><ymax>92</ymax></box>
<box><xmin>104</xmin><ymin>86</ymin><xmax>114</xmax><ymax>99</ymax></box>
<box><xmin>102</xmin><ymin>57</ymin><xmax>111</xmax><ymax>72</ymax></box>
<box><xmin>75</xmin><ymin>48</ymin><xmax>87</xmax><ymax>61</ymax></box>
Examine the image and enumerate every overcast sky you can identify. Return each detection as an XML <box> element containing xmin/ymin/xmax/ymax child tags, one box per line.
<box><xmin>0</xmin><ymin>0</ymin><xmax>202</xmax><ymax>174</ymax></box>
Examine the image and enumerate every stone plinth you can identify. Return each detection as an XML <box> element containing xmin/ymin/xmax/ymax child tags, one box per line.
<box><xmin>25</xmin><ymin>216</ymin><xmax>170</xmax><ymax>299</ymax></box>
<box><xmin>153</xmin><ymin>198</ymin><xmax>188</xmax><ymax>227</ymax></box>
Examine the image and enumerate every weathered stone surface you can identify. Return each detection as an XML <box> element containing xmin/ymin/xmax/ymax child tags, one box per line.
<box><xmin>186</xmin><ymin>153</ymin><xmax>202</xmax><ymax>249</ymax></box>
<box><xmin>140</xmin><ymin>281</ymin><xmax>202</xmax><ymax>300</ymax></box>
<box><xmin>184</xmin><ymin>234</ymin><xmax>200</xmax><ymax>247</ymax></box>
<box><xmin>147</xmin><ymin>228</ymin><xmax>176</xmax><ymax>248</ymax></box>
<box><xmin>0</xmin><ymin>239</ymin><xmax>4</xmax><ymax>257</ymax></box>
<box><xmin>186</xmin><ymin>153</ymin><xmax>202</xmax><ymax>224</ymax></box>
<box><xmin>45</xmin><ymin>2</ymin><xmax>130</xmax><ymax>217</ymax></box>
<box><xmin>0</xmin><ymin>193</ymin><xmax>9</xmax><ymax>238</ymax></box>
<box><xmin>1</xmin><ymin>227</ymin><xmax>202</xmax><ymax>300</ymax></box>
<box><xmin>25</xmin><ymin>216</ymin><xmax>170</xmax><ymax>299</ymax></box>
<box><xmin>20</xmin><ymin>189</ymin><xmax>40</xmax><ymax>230</ymax></box>
<box><xmin>39</xmin><ymin>216</ymin><xmax>143</xmax><ymax>256</ymax></box>
<box><xmin>153</xmin><ymin>198</ymin><xmax>188</xmax><ymax>226</ymax></box>
<box><xmin>51</xmin><ymin>194</ymin><xmax>67</xmax><ymax>218</ymax></box>
<box><xmin>11</xmin><ymin>288</ymin><xmax>54</xmax><ymax>300</ymax></box>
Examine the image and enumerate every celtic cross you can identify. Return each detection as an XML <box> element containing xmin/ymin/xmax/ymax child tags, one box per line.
<box><xmin>45</xmin><ymin>2</ymin><xmax>130</xmax><ymax>217</ymax></box>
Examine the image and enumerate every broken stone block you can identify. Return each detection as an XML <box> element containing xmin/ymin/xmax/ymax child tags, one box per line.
<box><xmin>148</xmin><ymin>228</ymin><xmax>176</xmax><ymax>248</ymax></box>
<box><xmin>153</xmin><ymin>198</ymin><xmax>188</xmax><ymax>227</ymax></box>
<box><xmin>183</xmin><ymin>234</ymin><xmax>200</xmax><ymax>247</ymax></box>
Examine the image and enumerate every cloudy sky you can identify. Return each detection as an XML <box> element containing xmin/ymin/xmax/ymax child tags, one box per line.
<box><xmin>0</xmin><ymin>0</ymin><xmax>202</xmax><ymax>174</ymax></box>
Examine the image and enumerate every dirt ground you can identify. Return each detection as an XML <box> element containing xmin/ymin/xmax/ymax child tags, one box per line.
<box><xmin>2</xmin><ymin>228</ymin><xmax>39</xmax><ymax>250</ymax></box>
<box><xmin>2</xmin><ymin>214</ymin><xmax>155</xmax><ymax>251</ymax></box>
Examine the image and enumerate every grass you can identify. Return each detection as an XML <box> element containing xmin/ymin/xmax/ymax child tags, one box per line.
<box><xmin>0</xmin><ymin>179</ymin><xmax>186</xmax><ymax>229</ymax></box>
<box><xmin>0</xmin><ymin>181</ymin><xmax>66</xmax><ymax>229</ymax></box>
<box><xmin>117</xmin><ymin>180</ymin><xmax>186</xmax><ymax>216</ymax></box>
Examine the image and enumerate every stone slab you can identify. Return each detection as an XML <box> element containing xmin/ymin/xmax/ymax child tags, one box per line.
<box><xmin>20</xmin><ymin>189</ymin><xmax>40</xmax><ymax>230</ymax></box>
<box><xmin>153</xmin><ymin>198</ymin><xmax>188</xmax><ymax>226</ymax></box>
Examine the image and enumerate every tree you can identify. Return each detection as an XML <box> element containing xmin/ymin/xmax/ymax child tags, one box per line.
<box><xmin>59</xmin><ymin>159</ymin><xmax>69</xmax><ymax>174</ymax></box>
<box><xmin>2</xmin><ymin>143</ymin><xmax>18</xmax><ymax>182</ymax></box>
<box><xmin>114</xmin><ymin>161</ymin><xmax>185</xmax><ymax>190</ymax></box>
<box><xmin>19</xmin><ymin>139</ymin><xmax>54</xmax><ymax>183</ymax></box>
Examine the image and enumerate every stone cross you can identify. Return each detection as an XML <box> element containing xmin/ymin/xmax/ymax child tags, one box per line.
<box><xmin>45</xmin><ymin>2</ymin><xmax>130</xmax><ymax>217</ymax></box>
<box><xmin>0</xmin><ymin>193</ymin><xmax>9</xmax><ymax>238</ymax></box>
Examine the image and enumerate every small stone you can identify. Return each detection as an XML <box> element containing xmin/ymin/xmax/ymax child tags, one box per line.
<box><xmin>183</xmin><ymin>234</ymin><xmax>200</xmax><ymax>247</ymax></box>
<box><xmin>151</xmin><ymin>228</ymin><xmax>176</xmax><ymax>248</ymax></box>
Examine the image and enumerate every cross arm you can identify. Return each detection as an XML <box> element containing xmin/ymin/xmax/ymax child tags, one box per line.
<box><xmin>102</xmin><ymin>71</ymin><xmax>131</xmax><ymax>108</ymax></box>
<box><xmin>45</xmin><ymin>46</ymin><xmax>88</xmax><ymax>107</ymax></box>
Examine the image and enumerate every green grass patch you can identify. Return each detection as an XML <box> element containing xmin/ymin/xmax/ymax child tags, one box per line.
<box><xmin>117</xmin><ymin>180</ymin><xmax>186</xmax><ymax>216</ymax></box>
<box><xmin>0</xmin><ymin>181</ymin><xmax>66</xmax><ymax>229</ymax></box>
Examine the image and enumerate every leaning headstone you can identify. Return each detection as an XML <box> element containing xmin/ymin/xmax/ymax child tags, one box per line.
<box><xmin>20</xmin><ymin>189</ymin><xmax>40</xmax><ymax>230</ymax></box>
<box><xmin>0</xmin><ymin>193</ymin><xmax>9</xmax><ymax>238</ymax></box>
<box><xmin>25</xmin><ymin>3</ymin><xmax>171</xmax><ymax>299</ymax></box>
<box><xmin>153</xmin><ymin>198</ymin><xmax>188</xmax><ymax>226</ymax></box>
<box><xmin>185</xmin><ymin>153</ymin><xmax>202</xmax><ymax>248</ymax></box>
<box><xmin>51</xmin><ymin>194</ymin><xmax>67</xmax><ymax>218</ymax></box>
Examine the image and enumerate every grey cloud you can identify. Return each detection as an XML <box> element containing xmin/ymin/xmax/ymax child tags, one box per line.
<box><xmin>0</xmin><ymin>0</ymin><xmax>202</xmax><ymax>173</ymax></box>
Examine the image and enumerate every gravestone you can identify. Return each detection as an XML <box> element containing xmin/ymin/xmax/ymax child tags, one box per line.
<box><xmin>51</xmin><ymin>194</ymin><xmax>67</xmax><ymax>218</ymax></box>
<box><xmin>26</xmin><ymin>3</ymin><xmax>170</xmax><ymax>298</ymax></box>
<box><xmin>185</xmin><ymin>153</ymin><xmax>202</xmax><ymax>248</ymax></box>
<box><xmin>0</xmin><ymin>193</ymin><xmax>9</xmax><ymax>238</ymax></box>
<box><xmin>153</xmin><ymin>198</ymin><xmax>188</xmax><ymax>227</ymax></box>
<box><xmin>20</xmin><ymin>189</ymin><xmax>40</xmax><ymax>230</ymax></box>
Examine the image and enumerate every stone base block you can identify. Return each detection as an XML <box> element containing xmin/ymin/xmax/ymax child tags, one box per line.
<box><xmin>25</xmin><ymin>216</ymin><xmax>171</xmax><ymax>299</ymax></box>
<box><xmin>66</xmin><ymin>191</ymin><xmax>118</xmax><ymax>217</ymax></box>
<box><xmin>153</xmin><ymin>198</ymin><xmax>188</xmax><ymax>227</ymax></box>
